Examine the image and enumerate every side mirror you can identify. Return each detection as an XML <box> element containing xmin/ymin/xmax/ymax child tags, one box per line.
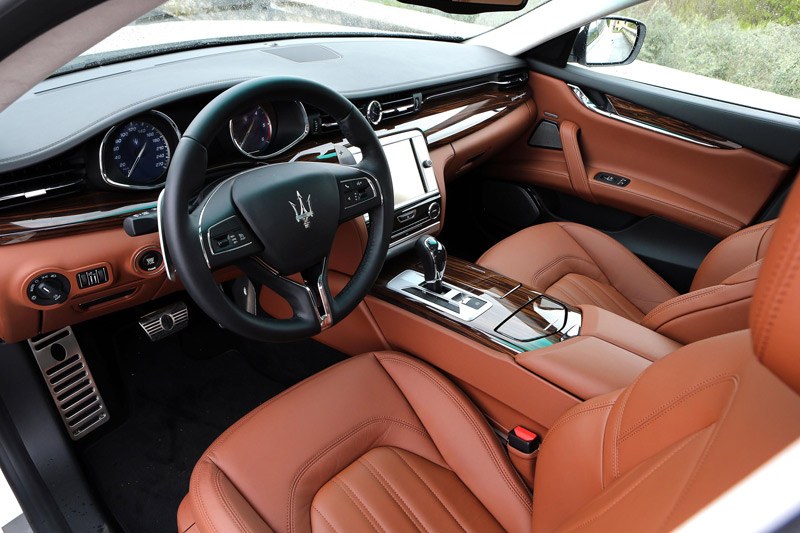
<box><xmin>571</xmin><ymin>17</ymin><xmax>646</xmax><ymax>67</ymax></box>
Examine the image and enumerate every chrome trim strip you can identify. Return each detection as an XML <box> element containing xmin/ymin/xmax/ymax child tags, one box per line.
<box><xmin>0</xmin><ymin>179</ymin><xmax>82</xmax><ymax>203</ymax></box>
<box><xmin>228</xmin><ymin>101</ymin><xmax>310</xmax><ymax>160</ymax></box>
<box><xmin>99</xmin><ymin>110</ymin><xmax>181</xmax><ymax>190</ymax></box>
<box><xmin>499</xmin><ymin>283</ymin><xmax>522</xmax><ymax>299</ymax></box>
<box><xmin>424</xmin><ymin>77</ymin><xmax>527</xmax><ymax>102</ymax></box>
<box><xmin>567</xmin><ymin>85</ymin><xmax>733</xmax><ymax>149</ymax></box>
<box><xmin>156</xmin><ymin>190</ymin><xmax>176</xmax><ymax>281</ymax></box>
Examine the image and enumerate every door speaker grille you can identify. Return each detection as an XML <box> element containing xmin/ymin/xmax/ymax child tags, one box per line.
<box><xmin>28</xmin><ymin>326</ymin><xmax>109</xmax><ymax>440</ymax></box>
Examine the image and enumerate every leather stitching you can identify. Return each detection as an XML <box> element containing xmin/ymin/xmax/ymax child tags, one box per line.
<box><xmin>193</xmin><ymin>462</ymin><xmax>221</xmax><ymax>533</ymax></box>
<box><xmin>286</xmin><ymin>416</ymin><xmax>428</xmax><ymax>532</ymax></box>
<box><xmin>331</xmin><ymin>477</ymin><xmax>386</xmax><ymax>532</ymax></box>
<box><xmin>360</xmin><ymin>456</ymin><xmax>429</xmax><ymax>532</ymax></box>
<box><xmin>619</xmin><ymin>373</ymin><xmax>736</xmax><ymax>440</ymax></box>
<box><xmin>311</xmin><ymin>505</ymin><xmax>340</xmax><ymax>533</ymax></box>
<box><xmin>613</xmin><ymin>377</ymin><xmax>640</xmax><ymax>478</ymax></box>
<box><xmin>560</xmin><ymin>223</ymin><xmax>678</xmax><ymax>309</ymax></box>
<box><xmin>213</xmin><ymin>468</ymin><xmax>254</xmax><ymax>533</ymax></box>
<box><xmin>564</xmin><ymin>430</ymin><xmax>708</xmax><ymax>532</ymax></box>
<box><xmin>641</xmin><ymin>286</ymin><xmax>728</xmax><ymax>327</ymax></box>
<box><xmin>590</xmin><ymin>280</ymin><xmax>645</xmax><ymax>322</ymax></box>
<box><xmin>378</xmin><ymin>356</ymin><xmax>533</xmax><ymax>512</ymax></box>
<box><xmin>388</xmin><ymin>448</ymin><xmax>469</xmax><ymax>533</ymax></box>
<box><xmin>658</xmin><ymin>376</ymin><xmax>741</xmax><ymax>531</ymax></box>
<box><xmin>618</xmin><ymin>376</ymin><xmax>736</xmax><ymax>443</ymax></box>
<box><xmin>531</xmin><ymin>255</ymin><xmax>605</xmax><ymax>288</ymax></box>
<box><xmin>755</xmin><ymin>213</ymin><xmax>800</xmax><ymax>356</ymax></box>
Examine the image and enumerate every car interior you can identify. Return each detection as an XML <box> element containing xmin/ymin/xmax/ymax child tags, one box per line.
<box><xmin>0</xmin><ymin>0</ymin><xmax>799</xmax><ymax>532</ymax></box>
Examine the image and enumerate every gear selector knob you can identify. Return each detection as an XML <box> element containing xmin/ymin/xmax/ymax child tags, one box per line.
<box><xmin>416</xmin><ymin>235</ymin><xmax>446</xmax><ymax>293</ymax></box>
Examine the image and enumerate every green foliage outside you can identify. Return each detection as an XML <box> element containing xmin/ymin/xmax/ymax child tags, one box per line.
<box><xmin>621</xmin><ymin>1</ymin><xmax>800</xmax><ymax>99</ymax></box>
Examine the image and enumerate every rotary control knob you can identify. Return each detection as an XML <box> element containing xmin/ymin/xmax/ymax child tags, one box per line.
<box><xmin>428</xmin><ymin>201</ymin><xmax>441</xmax><ymax>221</ymax></box>
<box><xmin>27</xmin><ymin>273</ymin><xmax>70</xmax><ymax>306</ymax></box>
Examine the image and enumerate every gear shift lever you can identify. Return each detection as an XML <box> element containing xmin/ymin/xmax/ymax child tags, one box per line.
<box><xmin>415</xmin><ymin>235</ymin><xmax>446</xmax><ymax>293</ymax></box>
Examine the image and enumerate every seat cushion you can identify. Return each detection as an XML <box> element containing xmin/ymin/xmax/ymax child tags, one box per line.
<box><xmin>179</xmin><ymin>352</ymin><xmax>531</xmax><ymax>533</ymax></box>
<box><xmin>311</xmin><ymin>447</ymin><xmax>504</xmax><ymax>532</ymax></box>
<box><xmin>477</xmin><ymin>222</ymin><xmax>678</xmax><ymax>318</ymax></box>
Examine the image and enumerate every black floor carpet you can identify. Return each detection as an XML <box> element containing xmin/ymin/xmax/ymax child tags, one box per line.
<box><xmin>77</xmin><ymin>302</ymin><xmax>345</xmax><ymax>533</ymax></box>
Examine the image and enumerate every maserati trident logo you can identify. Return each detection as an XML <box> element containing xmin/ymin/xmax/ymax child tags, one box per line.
<box><xmin>289</xmin><ymin>190</ymin><xmax>314</xmax><ymax>229</ymax></box>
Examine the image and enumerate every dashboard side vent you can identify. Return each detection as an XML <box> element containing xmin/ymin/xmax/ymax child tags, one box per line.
<box><xmin>0</xmin><ymin>153</ymin><xmax>86</xmax><ymax>212</ymax></box>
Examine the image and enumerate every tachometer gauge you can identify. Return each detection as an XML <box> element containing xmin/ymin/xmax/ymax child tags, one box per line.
<box><xmin>111</xmin><ymin>121</ymin><xmax>170</xmax><ymax>184</ymax></box>
<box><xmin>230</xmin><ymin>106</ymin><xmax>272</xmax><ymax>157</ymax></box>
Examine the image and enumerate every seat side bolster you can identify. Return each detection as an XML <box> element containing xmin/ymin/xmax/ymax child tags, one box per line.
<box><xmin>531</xmin><ymin>392</ymin><xmax>619</xmax><ymax>533</ymax></box>
<box><xmin>191</xmin><ymin>460</ymin><xmax>275</xmax><ymax>533</ymax></box>
<box><xmin>691</xmin><ymin>219</ymin><xmax>777</xmax><ymax>291</ymax></box>
<box><xmin>641</xmin><ymin>261</ymin><xmax>762</xmax><ymax>344</ymax></box>
<box><xmin>375</xmin><ymin>352</ymin><xmax>534</xmax><ymax>533</ymax></box>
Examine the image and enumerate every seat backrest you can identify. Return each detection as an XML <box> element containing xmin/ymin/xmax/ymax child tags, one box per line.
<box><xmin>691</xmin><ymin>219</ymin><xmax>776</xmax><ymax>291</ymax></box>
<box><xmin>533</xmin><ymin>183</ymin><xmax>800</xmax><ymax>532</ymax></box>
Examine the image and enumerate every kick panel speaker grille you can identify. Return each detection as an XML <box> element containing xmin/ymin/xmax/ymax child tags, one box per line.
<box><xmin>28</xmin><ymin>326</ymin><xmax>109</xmax><ymax>440</ymax></box>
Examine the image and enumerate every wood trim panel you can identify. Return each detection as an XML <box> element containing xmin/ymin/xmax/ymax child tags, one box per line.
<box><xmin>373</xmin><ymin>254</ymin><xmax>580</xmax><ymax>356</ymax></box>
<box><xmin>0</xmin><ymin>190</ymin><xmax>158</xmax><ymax>246</ymax></box>
<box><xmin>605</xmin><ymin>94</ymin><xmax>742</xmax><ymax>149</ymax></box>
<box><xmin>0</xmin><ymin>84</ymin><xmax>530</xmax><ymax>246</ymax></box>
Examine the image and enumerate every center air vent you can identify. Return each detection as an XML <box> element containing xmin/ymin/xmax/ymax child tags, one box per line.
<box><xmin>0</xmin><ymin>153</ymin><xmax>85</xmax><ymax>212</ymax></box>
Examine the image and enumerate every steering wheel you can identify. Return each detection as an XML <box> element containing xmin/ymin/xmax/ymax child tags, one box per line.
<box><xmin>161</xmin><ymin>77</ymin><xmax>393</xmax><ymax>342</ymax></box>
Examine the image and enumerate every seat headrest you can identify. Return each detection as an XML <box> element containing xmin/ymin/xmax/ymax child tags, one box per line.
<box><xmin>751</xmin><ymin>179</ymin><xmax>800</xmax><ymax>394</ymax></box>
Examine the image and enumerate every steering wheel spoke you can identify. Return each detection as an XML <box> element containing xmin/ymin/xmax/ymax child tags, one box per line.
<box><xmin>195</xmin><ymin>175</ymin><xmax>263</xmax><ymax>270</ymax></box>
<box><xmin>330</xmin><ymin>164</ymin><xmax>383</xmax><ymax>222</ymax></box>
<box><xmin>240</xmin><ymin>256</ymin><xmax>332</xmax><ymax>332</ymax></box>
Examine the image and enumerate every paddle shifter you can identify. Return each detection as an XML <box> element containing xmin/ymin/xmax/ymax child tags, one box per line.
<box><xmin>415</xmin><ymin>235</ymin><xmax>447</xmax><ymax>293</ymax></box>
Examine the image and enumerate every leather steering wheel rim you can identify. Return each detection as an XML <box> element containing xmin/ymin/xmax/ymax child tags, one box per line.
<box><xmin>161</xmin><ymin>77</ymin><xmax>393</xmax><ymax>342</ymax></box>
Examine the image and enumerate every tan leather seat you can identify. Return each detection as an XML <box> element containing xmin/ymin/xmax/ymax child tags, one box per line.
<box><xmin>179</xmin><ymin>186</ymin><xmax>800</xmax><ymax>533</ymax></box>
<box><xmin>477</xmin><ymin>219</ymin><xmax>776</xmax><ymax>344</ymax></box>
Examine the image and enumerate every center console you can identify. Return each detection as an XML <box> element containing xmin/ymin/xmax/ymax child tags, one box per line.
<box><xmin>349</xmin><ymin>129</ymin><xmax>442</xmax><ymax>256</ymax></box>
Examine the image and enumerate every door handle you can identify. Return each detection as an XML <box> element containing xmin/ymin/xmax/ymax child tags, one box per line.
<box><xmin>559</xmin><ymin>121</ymin><xmax>596</xmax><ymax>204</ymax></box>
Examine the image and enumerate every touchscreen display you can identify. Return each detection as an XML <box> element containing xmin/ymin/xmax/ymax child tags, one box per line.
<box><xmin>382</xmin><ymin>140</ymin><xmax>426</xmax><ymax>207</ymax></box>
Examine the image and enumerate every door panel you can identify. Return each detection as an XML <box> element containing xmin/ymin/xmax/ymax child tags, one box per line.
<box><xmin>484</xmin><ymin>71</ymin><xmax>791</xmax><ymax>238</ymax></box>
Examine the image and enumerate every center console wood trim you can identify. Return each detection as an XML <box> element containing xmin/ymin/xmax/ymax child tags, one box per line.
<box><xmin>374</xmin><ymin>255</ymin><xmax>581</xmax><ymax>356</ymax></box>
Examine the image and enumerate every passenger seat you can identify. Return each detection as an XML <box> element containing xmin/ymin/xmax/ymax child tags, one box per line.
<box><xmin>477</xmin><ymin>220</ymin><xmax>776</xmax><ymax>344</ymax></box>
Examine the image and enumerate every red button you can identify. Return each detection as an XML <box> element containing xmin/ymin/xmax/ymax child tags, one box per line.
<box><xmin>513</xmin><ymin>426</ymin><xmax>538</xmax><ymax>442</ymax></box>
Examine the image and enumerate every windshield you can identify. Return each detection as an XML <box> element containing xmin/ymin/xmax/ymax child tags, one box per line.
<box><xmin>61</xmin><ymin>0</ymin><xmax>548</xmax><ymax>73</ymax></box>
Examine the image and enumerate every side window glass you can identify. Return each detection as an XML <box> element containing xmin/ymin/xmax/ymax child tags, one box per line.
<box><xmin>574</xmin><ymin>0</ymin><xmax>800</xmax><ymax>118</ymax></box>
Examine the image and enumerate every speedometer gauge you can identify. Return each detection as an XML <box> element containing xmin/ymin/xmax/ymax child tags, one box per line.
<box><xmin>99</xmin><ymin>110</ymin><xmax>179</xmax><ymax>190</ymax></box>
<box><xmin>230</xmin><ymin>106</ymin><xmax>272</xmax><ymax>157</ymax></box>
<box><xmin>111</xmin><ymin>121</ymin><xmax>170</xmax><ymax>184</ymax></box>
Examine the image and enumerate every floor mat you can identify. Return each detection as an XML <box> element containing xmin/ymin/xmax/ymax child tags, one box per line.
<box><xmin>77</xmin><ymin>308</ymin><xmax>347</xmax><ymax>533</ymax></box>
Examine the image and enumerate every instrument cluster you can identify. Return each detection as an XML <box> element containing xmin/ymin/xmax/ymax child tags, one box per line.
<box><xmin>98</xmin><ymin>101</ymin><xmax>310</xmax><ymax>190</ymax></box>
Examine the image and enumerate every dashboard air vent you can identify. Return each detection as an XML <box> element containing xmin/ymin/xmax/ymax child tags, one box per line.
<box><xmin>0</xmin><ymin>153</ymin><xmax>85</xmax><ymax>212</ymax></box>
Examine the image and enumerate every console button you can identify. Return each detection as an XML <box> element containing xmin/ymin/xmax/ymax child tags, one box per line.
<box><xmin>77</xmin><ymin>266</ymin><xmax>110</xmax><ymax>288</ymax></box>
<box><xmin>137</xmin><ymin>250</ymin><xmax>163</xmax><ymax>273</ymax></box>
<box><xmin>428</xmin><ymin>202</ymin><xmax>441</xmax><ymax>220</ymax></box>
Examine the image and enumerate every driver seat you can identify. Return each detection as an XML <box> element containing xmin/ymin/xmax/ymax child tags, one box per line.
<box><xmin>178</xmin><ymin>185</ymin><xmax>800</xmax><ymax>533</ymax></box>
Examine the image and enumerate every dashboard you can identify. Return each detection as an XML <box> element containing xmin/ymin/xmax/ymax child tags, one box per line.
<box><xmin>0</xmin><ymin>37</ymin><xmax>534</xmax><ymax>343</ymax></box>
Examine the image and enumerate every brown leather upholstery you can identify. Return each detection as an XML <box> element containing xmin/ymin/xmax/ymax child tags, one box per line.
<box><xmin>532</xmin><ymin>331</ymin><xmax>800</xmax><ymax>532</ymax></box>
<box><xmin>311</xmin><ymin>447</ymin><xmax>504</xmax><ymax>532</ymax></box>
<box><xmin>181</xmin><ymin>186</ymin><xmax>800</xmax><ymax>533</ymax></box>
<box><xmin>180</xmin><ymin>352</ymin><xmax>531</xmax><ymax>533</ymax></box>
<box><xmin>477</xmin><ymin>222</ymin><xmax>678</xmax><ymax>321</ymax></box>
<box><xmin>477</xmin><ymin>219</ymin><xmax>778</xmax><ymax>343</ymax></box>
